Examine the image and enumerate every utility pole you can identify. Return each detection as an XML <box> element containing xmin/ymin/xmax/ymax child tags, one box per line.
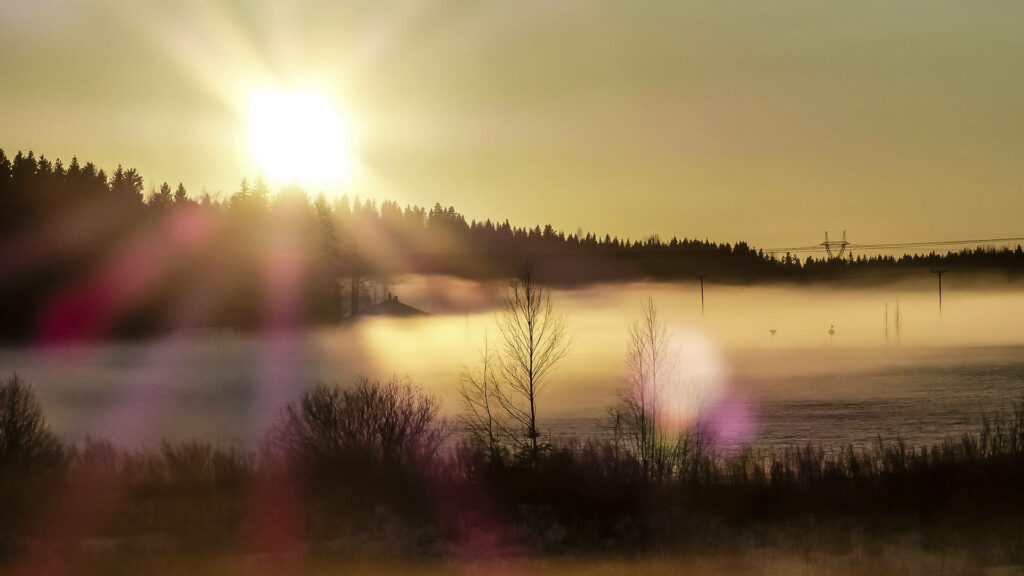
<box><xmin>932</xmin><ymin>270</ymin><xmax>947</xmax><ymax>317</ymax></box>
<box><xmin>698</xmin><ymin>275</ymin><xmax>705</xmax><ymax>319</ymax></box>
<box><xmin>821</xmin><ymin>231</ymin><xmax>850</xmax><ymax>260</ymax></box>
<box><xmin>884</xmin><ymin>302</ymin><xmax>889</xmax><ymax>344</ymax></box>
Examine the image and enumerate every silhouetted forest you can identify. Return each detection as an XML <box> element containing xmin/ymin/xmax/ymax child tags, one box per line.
<box><xmin>3</xmin><ymin>148</ymin><xmax>1023</xmax><ymax>341</ymax></box>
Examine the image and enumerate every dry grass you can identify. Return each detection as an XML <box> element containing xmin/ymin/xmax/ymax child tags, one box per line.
<box><xmin>47</xmin><ymin>548</ymin><xmax>1021</xmax><ymax>576</ymax></box>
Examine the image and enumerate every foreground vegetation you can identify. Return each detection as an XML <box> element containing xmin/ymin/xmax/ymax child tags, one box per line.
<box><xmin>1</xmin><ymin>372</ymin><xmax>1023</xmax><ymax>572</ymax></box>
<box><xmin>24</xmin><ymin>551</ymin><xmax>1018</xmax><ymax>576</ymax></box>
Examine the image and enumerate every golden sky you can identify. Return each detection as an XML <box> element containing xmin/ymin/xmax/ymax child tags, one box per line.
<box><xmin>2</xmin><ymin>1</ymin><xmax>1023</xmax><ymax>248</ymax></box>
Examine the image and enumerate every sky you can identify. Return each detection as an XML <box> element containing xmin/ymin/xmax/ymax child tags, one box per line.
<box><xmin>2</xmin><ymin>1</ymin><xmax>1023</xmax><ymax>250</ymax></box>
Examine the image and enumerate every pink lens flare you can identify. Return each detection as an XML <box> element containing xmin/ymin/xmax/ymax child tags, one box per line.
<box><xmin>697</xmin><ymin>393</ymin><xmax>758</xmax><ymax>450</ymax></box>
<box><xmin>236</xmin><ymin>222</ymin><xmax>312</xmax><ymax>558</ymax></box>
<box><xmin>35</xmin><ymin>206</ymin><xmax>216</xmax><ymax>344</ymax></box>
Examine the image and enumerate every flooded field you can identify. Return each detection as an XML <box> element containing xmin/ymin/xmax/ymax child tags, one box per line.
<box><xmin>3</xmin><ymin>278</ymin><xmax>1023</xmax><ymax>450</ymax></box>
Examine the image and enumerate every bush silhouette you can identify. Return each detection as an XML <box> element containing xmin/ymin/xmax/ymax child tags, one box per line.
<box><xmin>268</xmin><ymin>377</ymin><xmax>452</xmax><ymax>527</ymax></box>
<box><xmin>272</xmin><ymin>377</ymin><xmax>451</xmax><ymax>470</ymax></box>
<box><xmin>0</xmin><ymin>373</ymin><xmax>63</xmax><ymax>471</ymax></box>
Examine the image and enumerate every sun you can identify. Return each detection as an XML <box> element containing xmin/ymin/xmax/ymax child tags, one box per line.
<box><xmin>248</xmin><ymin>90</ymin><xmax>354</xmax><ymax>189</ymax></box>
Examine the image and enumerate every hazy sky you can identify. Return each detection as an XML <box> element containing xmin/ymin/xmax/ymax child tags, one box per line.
<box><xmin>2</xmin><ymin>1</ymin><xmax>1023</xmax><ymax>249</ymax></box>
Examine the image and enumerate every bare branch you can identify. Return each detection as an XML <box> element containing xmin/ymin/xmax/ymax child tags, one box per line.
<box><xmin>492</xmin><ymin>269</ymin><xmax>572</xmax><ymax>457</ymax></box>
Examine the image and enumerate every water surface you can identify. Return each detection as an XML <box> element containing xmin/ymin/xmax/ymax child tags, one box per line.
<box><xmin>2</xmin><ymin>279</ymin><xmax>1023</xmax><ymax>450</ymax></box>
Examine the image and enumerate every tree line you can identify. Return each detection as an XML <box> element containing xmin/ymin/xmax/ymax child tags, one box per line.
<box><xmin>2</xmin><ymin>148</ymin><xmax>1023</xmax><ymax>341</ymax></box>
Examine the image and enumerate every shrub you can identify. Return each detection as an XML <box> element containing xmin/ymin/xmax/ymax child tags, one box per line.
<box><xmin>272</xmin><ymin>376</ymin><xmax>451</xmax><ymax>471</ymax></box>
<box><xmin>0</xmin><ymin>373</ymin><xmax>63</xmax><ymax>471</ymax></box>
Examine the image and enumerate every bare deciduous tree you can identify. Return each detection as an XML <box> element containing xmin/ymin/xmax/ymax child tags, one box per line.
<box><xmin>621</xmin><ymin>298</ymin><xmax>675</xmax><ymax>479</ymax></box>
<box><xmin>459</xmin><ymin>334</ymin><xmax>504</xmax><ymax>461</ymax></box>
<box><xmin>494</xmin><ymin>270</ymin><xmax>571</xmax><ymax>458</ymax></box>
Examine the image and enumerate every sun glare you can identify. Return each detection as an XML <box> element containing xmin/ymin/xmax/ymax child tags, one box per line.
<box><xmin>249</xmin><ymin>90</ymin><xmax>354</xmax><ymax>189</ymax></box>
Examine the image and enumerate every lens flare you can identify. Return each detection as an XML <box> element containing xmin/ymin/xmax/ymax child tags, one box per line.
<box><xmin>249</xmin><ymin>90</ymin><xmax>354</xmax><ymax>188</ymax></box>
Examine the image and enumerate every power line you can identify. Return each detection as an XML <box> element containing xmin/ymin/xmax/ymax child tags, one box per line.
<box><xmin>330</xmin><ymin>234</ymin><xmax>1024</xmax><ymax>268</ymax></box>
<box><xmin>768</xmin><ymin>235</ymin><xmax>1024</xmax><ymax>254</ymax></box>
<box><xmin>855</xmin><ymin>236</ymin><xmax>1024</xmax><ymax>250</ymax></box>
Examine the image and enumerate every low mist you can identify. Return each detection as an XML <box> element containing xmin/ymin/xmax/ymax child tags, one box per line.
<box><xmin>3</xmin><ymin>275</ymin><xmax>1023</xmax><ymax>449</ymax></box>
